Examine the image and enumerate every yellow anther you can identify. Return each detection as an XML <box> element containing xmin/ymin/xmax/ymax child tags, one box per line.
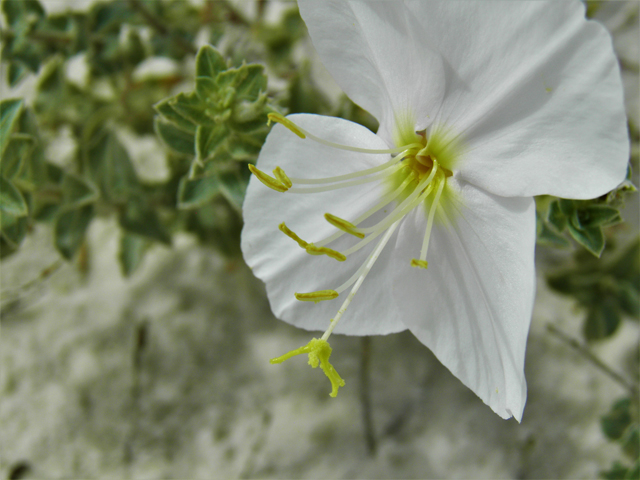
<box><xmin>411</xmin><ymin>259</ymin><xmax>429</xmax><ymax>269</ymax></box>
<box><xmin>270</xmin><ymin>338</ymin><xmax>345</xmax><ymax>397</ymax></box>
<box><xmin>279</xmin><ymin>222</ymin><xmax>309</xmax><ymax>248</ymax></box>
<box><xmin>278</xmin><ymin>224</ymin><xmax>346</xmax><ymax>261</ymax></box>
<box><xmin>267</xmin><ymin>113</ymin><xmax>306</xmax><ymax>139</ymax></box>
<box><xmin>295</xmin><ymin>290</ymin><xmax>339</xmax><ymax>303</ymax></box>
<box><xmin>273</xmin><ymin>166</ymin><xmax>293</xmax><ymax>189</ymax></box>
<box><xmin>324</xmin><ymin>213</ymin><xmax>365</xmax><ymax>239</ymax></box>
<box><xmin>305</xmin><ymin>244</ymin><xmax>346</xmax><ymax>262</ymax></box>
<box><xmin>248</xmin><ymin>164</ymin><xmax>288</xmax><ymax>192</ymax></box>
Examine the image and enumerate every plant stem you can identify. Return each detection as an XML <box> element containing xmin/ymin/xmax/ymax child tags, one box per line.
<box><xmin>546</xmin><ymin>323</ymin><xmax>639</xmax><ymax>400</ymax></box>
<box><xmin>359</xmin><ymin>336</ymin><xmax>377</xmax><ymax>456</ymax></box>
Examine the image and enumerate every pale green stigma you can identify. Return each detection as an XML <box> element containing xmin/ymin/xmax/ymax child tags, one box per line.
<box><xmin>270</xmin><ymin>338</ymin><xmax>345</xmax><ymax>397</ymax></box>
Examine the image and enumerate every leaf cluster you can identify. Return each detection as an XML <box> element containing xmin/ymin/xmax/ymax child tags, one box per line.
<box><xmin>537</xmin><ymin>188</ymin><xmax>633</xmax><ymax>257</ymax></box>
<box><xmin>546</xmin><ymin>239</ymin><xmax>639</xmax><ymax>341</ymax></box>
<box><xmin>155</xmin><ymin>45</ymin><xmax>270</xmax><ymax>212</ymax></box>
<box><xmin>0</xmin><ymin>0</ymin><xmax>319</xmax><ymax>275</ymax></box>
<box><xmin>600</xmin><ymin>397</ymin><xmax>640</xmax><ymax>480</ymax></box>
<box><xmin>1</xmin><ymin>0</ymin><xmax>201</xmax><ymax>86</ymax></box>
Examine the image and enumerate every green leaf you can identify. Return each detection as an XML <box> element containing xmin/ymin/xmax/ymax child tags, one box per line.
<box><xmin>119</xmin><ymin>196</ymin><xmax>171</xmax><ymax>245</ymax></box>
<box><xmin>226</xmin><ymin>131</ymin><xmax>266</xmax><ymax>160</ymax></box>
<box><xmin>609</xmin><ymin>240</ymin><xmax>640</xmax><ymax>282</ymax></box>
<box><xmin>235</xmin><ymin>64</ymin><xmax>267</xmax><ymax>100</ymax></box>
<box><xmin>0</xmin><ymin>98</ymin><xmax>24</xmax><ymax>157</ymax></box>
<box><xmin>215</xmin><ymin>68</ymin><xmax>241</xmax><ymax>91</ymax></box>
<box><xmin>195</xmin><ymin>76</ymin><xmax>219</xmax><ymax>102</ymax></box>
<box><xmin>14</xmin><ymin>109</ymin><xmax>46</xmax><ymax>189</ymax></box>
<box><xmin>624</xmin><ymin>459</ymin><xmax>640</xmax><ymax>480</ymax></box>
<box><xmin>558</xmin><ymin>198</ymin><xmax>575</xmax><ymax>216</ymax></box>
<box><xmin>1</xmin><ymin>209</ymin><xmax>28</xmax><ymax>250</ymax></box>
<box><xmin>90</xmin><ymin>1</ymin><xmax>134</xmax><ymax>34</ymax></box>
<box><xmin>585</xmin><ymin>297</ymin><xmax>622</xmax><ymax>340</ymax></box>
<box><xmin>567</xmin><ymin>222</ymin><xmax>605</xmax><ymax>257</ymax></box>
<box><xmin>537</xmin><ymin>219</ymin><xmax>570</xmax><ymax>248</ymax></box>
<box><xmin>578</xmin><ymin>205</ymin><xmax>622</xmax><ymax>228</ymax></box>
<box><xmin>622</xmin><ymin>425</ymin><xmax>640</xmax><ymax>460</ymax></box>
<box><xmin>7</xmin><ymin>61</ymin><xmax>31</xmax><ymax>87</ymax></box>
<box><xmin>119</xmin><ymin>233</ymin><xmax>149</xmax><ymax>277</ymax></box>
<box><xmin>177</xmin><ymin>175</ymin><xmax>220</xmax><ymax>209</ymax></box>
<box><xmin>46</xmin><ymin>162</ymin><xmax>64</xmax><ymax>185</ymax></box>
<box><xmin>217</xmin><ymin>169</ymin><xmax>247</xmax><ymax>213</ymax></box>
<box><xmin>54</xmin><ymin>204</ymin><xmax>94</xmax><ymax>259</ymax></box>
<box><xmin>87</xmin><ymin>131</ymin><xmax>139</xmax><ymax>202</ymax></box>
<box><xmin>618</xmin><ymin>281</ymin><xmax>640</xmax><ymax>318</ymax></box>
<box><xmin>229</xmin><ymin>100</ymin><xmax>268</xmax><ymax>131</ymax></box>
<box><xmin>154</xmin><ymin>98</ymin><xmax>196</xmax><ymax>134</ymax></box>
<box><xmin>0</xmin><ymin>176</ymin><xmax>28</xmax><ymax>217</ymax></box>
<box><xmin>196</xmin><ymin>124</ymin><xmax>229</xmax><ymax>163</ymax></box>
<box><xmin>547</xmin><ymin>200</ymin><xmax>567</xmax><ymax>232</ymax></box>
<box><xmin>195</xmin><ymin>45</ymin><xmax>226</xmax><ymax>78</ymax></box>
<box><xmin>602</xmin><ymin>398</ymin><xmax>633</xmax><ymax>441</ymax></box>
<box><xmin>0</xmin><ymin>133</ymin><xmax>35</xmax><ymax>179</ymax></box>
<box><xmin>169</xmin><ymin>92</ymin><xmax>212</xmax><ymax>126</ymax></box>
<box><xmin>546</xmin><ymin>272</ymin><xmax>575</xmax><ymax>295</ymax></box>
<box><xmin>154</xmin><ymin>117</ymin><xmax>195</xmax><ymax>155</ymax></box>
<box><xmin>62</xmin><ymin>173</ymin><xmax>99</xmax><ymax>208</ymax></box>
<box><xmin>601</xmin><ymin>462</ymin><xmax>629</xmax><ymax>480</ymax></box>
<box><xmin>2</xmin><ymin>0</ymin><xmax>45</xmax><ymax>27</ymax></box>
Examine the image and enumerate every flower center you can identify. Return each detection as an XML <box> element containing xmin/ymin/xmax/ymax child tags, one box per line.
<box><xmin>250</xmin><ymin>113</ymin><xmax>459</xmax><ymax>396</ymax></box>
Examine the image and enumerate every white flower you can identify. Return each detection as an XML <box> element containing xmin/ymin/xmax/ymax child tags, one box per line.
<box><xmin>241</xmin><ymin>0</ymin><xmax>629</xmax><ymax>421</ymax></box>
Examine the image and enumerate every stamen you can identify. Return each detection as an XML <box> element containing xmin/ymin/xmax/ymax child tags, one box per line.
<box><xmin>267</xmin><ymin>113</ymin><xmax>306</xmax><ymax>139</ymax></box>
<box><xmin>273</xmin><ymin>166</ymin><xmax>292</xmax><ymax>189</ymax></box>
<box><xmin>268</xmin><ymin>112</ymin><xmax>421</xmax><ymax>155</ymax></box>
<box><xmin>287</xmin><ymin>163</ymin><xmax>403</xmax><ymax>194</ymax></box>
<box><xmin>295</xmin><ymin>290</ymin><xmax>339</xmax><ymax>303</ymax></box>
<box><xmin>324</xmin><ymin>213</ymin><xmax>365</xmax><ymax>239</ymax></box>
<box><xmin>341</xmin><ymin>163</ymin><xmax>439</xmax><ymax>257</ymax></box>
<box><xmin>279</xmin><ymin>222</ymin><xmax>308</xmax><ymax>248</ymax></box>
<box><xmin>321</xmin><ymin>220</ymin><xmax>401</xmax><ymax>341</ymax></box>
<box><xmin>249</xmin><ymin>164</ymin><xmax>288</xmax><ymax>192</ymax></box>
<box><xmin>270</xmin><ymin>338</ymin><xmax>345</xmax><ymax>397</ymax></box>
<box><xmin>279</xmin><ymin>223</ymin><xmax>346</xmax><ymax>262</ymax></box>
<box><xmin>305</xmin><ymin>244</ymin><xmax>346</xmax><ymax>262</ymax></box>
<box><xmin>417</xmin><ymin>174</ymin><xmax>446</xmax><ymax>263</ymax></box>
<box><xmin>355</xmin><ymin>163</ymin><xmax>439</xmax><ymax>236</ymax></box>
<box><xmin>288</xmin><ymin>148</ymin><xmax>412</xmax><ymax>186</ymax></box>
<box><xmin>315</xmin><ymin>169</ymin><xmax>417</xmax><ymax>248</ymax></box>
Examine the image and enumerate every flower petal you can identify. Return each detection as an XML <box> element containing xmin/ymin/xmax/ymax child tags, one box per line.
<box><xmin>391</xmin><ymin>179</ymin><xmax>536</xmax><ymax>421</ymax></box>
<box><xmin>407</xmin><ymin>0</ymin><xmax>628</xmax><ymax>198</ymax></box>
<box><xmin>242</xmin><ymin>114</ymin><xmax>407</xmax><ymax>335</ymax></box>
<box><xmin>298</xmin><ymin>0</ymin><xmax>446</xmax><ymax>144</ymax></box>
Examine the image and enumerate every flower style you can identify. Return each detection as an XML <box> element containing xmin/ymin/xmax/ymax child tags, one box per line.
<box><xmin>241</xmin><ymin>0</ymin><xmax>629</xmax><ymax>420</ymax></box>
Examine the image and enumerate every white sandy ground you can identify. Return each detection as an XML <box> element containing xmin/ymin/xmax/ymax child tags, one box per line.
<box><xmin>0</xmin><ymin>216</ymin><xmax>638</xmax><ymax>479</ymax></box>
<box><xmin>1</xmin><ymin>1</ymin><xmax>639</xmax><ymax>478</ymax></box>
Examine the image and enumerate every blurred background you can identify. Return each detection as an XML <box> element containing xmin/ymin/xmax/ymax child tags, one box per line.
<box><xmin>1</xmin><ymin>1</ymin><xmax>638</xmax><ymax>478</ymax></box>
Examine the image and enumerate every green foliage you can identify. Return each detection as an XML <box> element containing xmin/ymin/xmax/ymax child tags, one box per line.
<box><xmin>547</xmin><ymin>239</ymin><xmax>640</xmax><ymax>341</ymax></box>
<box><xmin>0</xmin><ymin>98</ymin><xmax>42</xmax><ymax>257</ymax></box>
<box><xmin>537</xmin><ymin>194</ymin><xmax>629</xmax><ymax>257</ymax></box>
<box><xmin>0</xmin><ymin>0</ymin><xmax>278</xmax><ymax>273</ymax></box>
<box><xmin>600</xmin><ymin>397</ymin><xmax>640</xmax><ymax>480</ymax></box>
<box><xmin>154</xmin><ymin>44</ymin><xmax>270</xmax><ymax>248</ymax></box>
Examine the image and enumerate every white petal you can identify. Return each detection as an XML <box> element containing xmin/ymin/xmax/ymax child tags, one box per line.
<box><xmin>241</xmin><ymin>114</ymin><xmax>407</xmax><ymax>335</ymax></box>
<box><xmin>391</xmin><ymin>179</ymin><xmax>536</xmax><ymax>421</ymax></box>
<box><xmin>298</xmin><ymin>0</ymin><xmax>446</xmax><ymax>143</ymax></box>
<box><xmin>407</xmin><ymin>0</ymin><xmax>628</xmax><ymax>198</ymax></box>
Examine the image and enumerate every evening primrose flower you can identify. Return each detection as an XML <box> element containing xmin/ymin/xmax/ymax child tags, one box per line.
<box><xmin>241</xmin><ymin>1</ymin><xmax>629</xmax><ymax>420</ymax></box>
